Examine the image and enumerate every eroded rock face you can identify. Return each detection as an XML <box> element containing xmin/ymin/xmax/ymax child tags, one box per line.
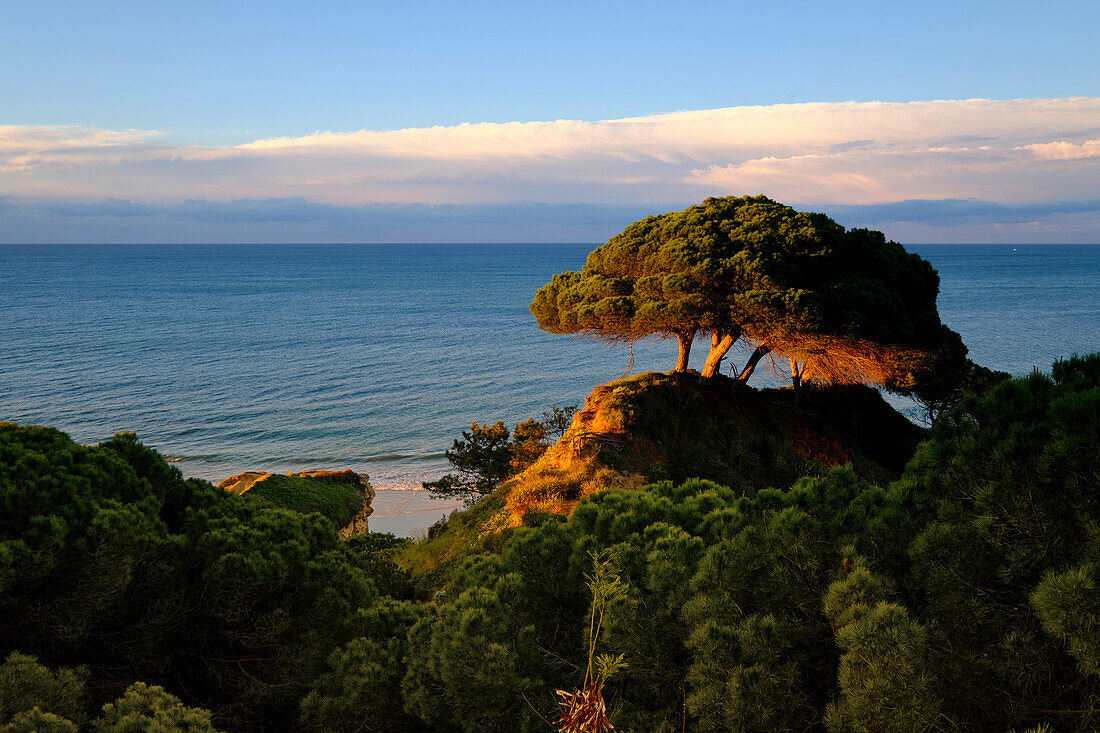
<box><xmin>217</xmin><ymin>471</ymin><xmax>271</xmax><ymax>494</ymax></box>
<box><xmin>338</xmin><ymin>502</ymin><xmax>373</xmax><ymax>539</ymax></box>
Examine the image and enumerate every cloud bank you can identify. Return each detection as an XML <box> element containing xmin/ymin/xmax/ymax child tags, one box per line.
<box><xmin>3</xmin><ymin>98</ymin><xmax>1100</xmax><ymax>241</ymax></box>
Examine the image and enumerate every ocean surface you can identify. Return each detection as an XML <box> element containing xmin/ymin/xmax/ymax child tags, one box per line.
<box><xmin>2</xmin><ymin>243</ymin><xmax>1098</xmax><ymax>511</ymax></box>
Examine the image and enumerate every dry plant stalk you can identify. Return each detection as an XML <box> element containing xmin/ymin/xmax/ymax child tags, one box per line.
<box><xmin>555</xmin><ymin>551</ymin><xmax>627</xmax><ymax>733</ymax></box>
<box><xmin>555</xmin><ymin>683</ymin><xmax>614</xmax><ymax>733</ymax></box>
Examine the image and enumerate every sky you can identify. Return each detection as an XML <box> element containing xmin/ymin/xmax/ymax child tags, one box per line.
<box><xmin>2</xmin><ymin>0</ymin><xmax>1099</xmax><ymax>243</ymax></box>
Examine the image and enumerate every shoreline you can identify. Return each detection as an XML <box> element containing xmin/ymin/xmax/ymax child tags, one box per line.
<box><xmin>206</xmin><ymin>463</ymin><xmax>464</xmax><ymax>537</ymax></box>
<box><xmin>177</xmin><ymin>458</ymin><xmax>451</xmax><ymax>493</ymax></box>
<box><xmin>368</xmin><ymin>488</ymin><xmax>467</xmax><ymax>537</ymax></box>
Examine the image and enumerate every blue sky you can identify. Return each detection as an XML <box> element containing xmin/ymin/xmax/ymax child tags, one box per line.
<box><xmin>3</xmin><ymin>1</ymin><xmax>1099</xmax><ymax>242</ymax></box>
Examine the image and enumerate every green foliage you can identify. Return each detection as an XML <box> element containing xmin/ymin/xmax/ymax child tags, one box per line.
<box><xmin>401</xmin><ymin>586</ymin><xmax>542</xmax><ymax>732</ymax></box>
<box><xmin>893</xmin><ymin>325</ymin><xmax>1011</xmax><ymax>424</ymax></box>
<box><xmin>3</xmin><ymin>354</ymin><xmax>1099</xmax><ymax>732</ymax></box>
<box><xmin>345</xmin><ymin>532</ymin><xmax>415</xmax><ymax>599</ymax></box>
<box><xmin>607</xmin><ymin>372</ymin><xmax>800</xmax><ymax>490</ymax></box>
<box><xmin>299</xmin><ymin>600</ymin><xmax>425</xmax><ymax>732</ymax></box>
<box><xmin>531</xmin><ymin>195</ymin><xmax>946</xmax><ymax>381</ymax></box>
<box><xmin>394</xmin><ymin>491</ymin><xmax>511</xmax><ymax>594</ymax></box>
<box><xmin>680</xmin><ymin>470</ymin><xmax>918</xmax><ymax>733</ymax></box>
<box><xmin>0</xmin><ymin>654</ymin><xmax>218</xmax><ymax>733</ymax></box>
<box><xmin>896</xmin><ymin>354</ymin><xmax>1100</xmax><ymax>730</ymax></box>
<box><xmin>821</xmin><ymin>559</ymin><xmax>896</xmax><ymax>627</ymax></box>
<box><xmin>423</xmin><ymin>420</ymin><xmax>513</xmax><ymax>502</ymax></box>
<box><xmin>0</xmin><ymin>425</ymin><xmax>198</xmax><ymax>689</ymax></box>
<box><xmin>185</xmin><ymin>503</ymin><xmax>376</xmax><ymax>725</ymax></box>
<box><xmin>825</xmin><ymin>602</ymin><xmax>939</xmax><ymax>733</ymax></box>
<box><xmin>95</xmin><ymin>682</ymin><xmax>218</xmax><ymax>732</ymax></box>
<box><xmin>1031</xmin><ymin>555</ymin><xmax>1100</xmax><ymax>675</ymax></box>
<box><xmin>2</xmin><ymin>708</ymin><xmax>79</xmax><ymax>733</ymax></box>
<box><xmin>687</xmin><ymin>612</ymin><xmax>809</xmax><ymax>733</ymax></box>
<box><xmin>581</xmin><ymin>550</ymin><xmax>630</xmax><ymax>687</ymax></box>
<box><xmin>510</xmin><ymin>417</ymin><xmax>548</xmax><ymax>474</ymax></box>
<box><xmin>542</xmin><ymin>404</ymin><xmax>579</xmax><ymax>439</ymax></box>
<box><xmin>1052</xmin><ymin>352</ymin><xmax>1100</xmax><ymax>389</ymax></box>
<box><xmin>426</xmin><ymin>405</ymin><xmax>579</xmax><ymax>503</ymax></box>
<box><xmin>396</xmin><ymin>354</ymin><xmax>1100</xmax><ymax>731</ymax></box>
<box><xmin>596</xmin><ymin>371</ymin><xmax>923</xmax><ymax>491</ymax></box>
<box><xmin>0</xmin><ymin>424</ymin><xmax>376</xmax><ymax>729</ymax></box>
<box><xmin>243</xmin><ymin>474</ymin><xmax>365</xmax><ymax>527</ymax></box>
<box><xmin>0</xmin><ymin>653</ymin><xmax>87</xmax><ymax>726</ymax></box>
<box><xmin>823</xmin><ymin>566</ymin><xmax>940</xmax><ymax>732</ymax></box>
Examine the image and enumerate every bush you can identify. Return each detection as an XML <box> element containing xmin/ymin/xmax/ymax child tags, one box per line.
<box><xmin>244</xmin><ymin>473</ymin><xmax>365</xmax><ymax>527</ymax></box>
<box><xmin>0</xmin><ymin>425</ymin><xmax>375</xmax><ymax>729</ymax></box>
<box><xmin>0</xmin><ymin>653</ymin><xmax>86</xmax><ymax>726</ymax></box>
<box><xmin>95</xmin><ymin>682</ymin><xmax>218</xmax><ymax>732</ymax></box>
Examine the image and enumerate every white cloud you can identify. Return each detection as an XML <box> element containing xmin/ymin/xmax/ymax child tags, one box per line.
<box><xmin>2</xmin><ymin>98</ymin><xmax>1099</xmax><ymax>207</ymax></box>
<box><xmin>1018</xmin><ymin>138</ymin><xmax>1100</xmax><ymax>160</ymax></box>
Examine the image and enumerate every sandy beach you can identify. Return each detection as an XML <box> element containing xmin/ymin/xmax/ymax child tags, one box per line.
<box><xmin>368</xmin><ymin>488</ymin><xmax>467</xmax><ymax>537</ymax></box>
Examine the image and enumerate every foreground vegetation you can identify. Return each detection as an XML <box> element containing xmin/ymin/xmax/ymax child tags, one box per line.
<box><xmin>1</xmin><ymin>354</ymin><xmax>1097</xmax><ymax>731</ymax></box>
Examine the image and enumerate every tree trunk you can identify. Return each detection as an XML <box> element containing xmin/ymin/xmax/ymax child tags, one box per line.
<box><xmin>736</xmin><ymin>344</ymin><xmax>770</xmax><ymax>382</ymax></box>
<box><xmin>701</xmin><ymin>331</ymin><xmax>739</xmax><ymax>379</ymax></box>
<box><xmin>790</xmin><ymin>357</ymin><xmax>803</xmax><ymax>405</ymax></box>
<box><xmin>674</xmin><ymin>332</ymin><xmax>695</xmax><ymax>372</ymax></box>
<box><xmin>790</xmin><ymin>357</ymin><xmax>802</xmax><ymax>390</ymax></box>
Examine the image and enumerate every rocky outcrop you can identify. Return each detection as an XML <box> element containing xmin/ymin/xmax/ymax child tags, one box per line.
<box><xmin>217</xmin><ymin>471</ymin><xmax>272</xmax><ymax>494</ymax></box>
<box><xmin>218</xmin><ymin>468</ymin><xmax>374</xmax><ymax>536</ymax></box>
<box><xmin>300</xmin><ymin>470</ymin><xmax>375</xmax><ymax>537</ymax></box>
<box><xmin>338</xmin><ymin>502</ymin><xmax>373</xmax><ymax>539</ymax></box>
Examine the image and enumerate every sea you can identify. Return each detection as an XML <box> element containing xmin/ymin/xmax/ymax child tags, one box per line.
<box><xmin>1</xmin><ymin>243</ymin><xmax>1097</xmax><ymax>532</ymax></box>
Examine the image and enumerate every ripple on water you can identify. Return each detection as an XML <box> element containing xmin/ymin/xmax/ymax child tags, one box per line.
<box><xmin>1</xmin><ymin>243</ymin><xmax>1097</xmax><ymax>491</ymax></box>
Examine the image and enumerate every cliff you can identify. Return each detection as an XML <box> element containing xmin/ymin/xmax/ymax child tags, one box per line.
<box><xmin>504</xmin><ymin>371</ymin><xmax>925</xmax><ymax>521</ymax></box>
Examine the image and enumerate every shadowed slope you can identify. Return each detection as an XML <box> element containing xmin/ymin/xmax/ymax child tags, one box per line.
<box><xmin>504</xmin><ymin>372</ymin><xmax>924</xmax><ymax>521</ymax></box>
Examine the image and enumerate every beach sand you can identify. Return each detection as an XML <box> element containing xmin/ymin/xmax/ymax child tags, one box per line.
<box><xmin>369</xmin><ymin>488</ymin><xmax>467</xmax><ymax>537</ymax></box>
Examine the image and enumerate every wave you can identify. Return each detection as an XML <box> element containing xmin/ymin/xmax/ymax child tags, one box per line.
<box><xmin>373</xmin><ymin>484</ymin><xmax>449</xmax><ymax>492</ymax></box>
<box><xmin>240</xmin><ymin>452</ymin><xmax>450</xmax><ymax>465</ymax></box>
<box><xmin>164</xmin><ymin>454</ymin><xmax>224</xmax><ymax>462</ymax></box>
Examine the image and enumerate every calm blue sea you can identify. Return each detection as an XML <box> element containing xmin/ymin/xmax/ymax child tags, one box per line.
<box><xmin>1</xmin><ymin>243</ymin><xmax>1097</xmax><ymax>488</ymax></box>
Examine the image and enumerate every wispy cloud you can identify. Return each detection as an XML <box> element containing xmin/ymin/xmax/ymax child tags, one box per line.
<box><xmin>0</xmin><ymin>125</ymin><xmax>165</xmax><ymax>172</ymax></box>
<box><xmin>0</xmin><ymin>197</ymin><xmax>670</xmax><ymax>243</ymax></box>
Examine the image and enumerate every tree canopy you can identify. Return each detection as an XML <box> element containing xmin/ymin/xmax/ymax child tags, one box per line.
<box><xmin>893</xmin><ymin>324</ymin><xmax>1011</xmax><ymax>424</ymax></box>
<box><xmin>531</xmin><ymin>195</ymin><xmax>951</xmax><ymax>383</ymax></box>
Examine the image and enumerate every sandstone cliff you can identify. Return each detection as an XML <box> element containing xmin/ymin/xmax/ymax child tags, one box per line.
<box><xmin>504</xmin><ymin>371</ymin><xmax>924</xmax><ymax>522</ymax></box>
